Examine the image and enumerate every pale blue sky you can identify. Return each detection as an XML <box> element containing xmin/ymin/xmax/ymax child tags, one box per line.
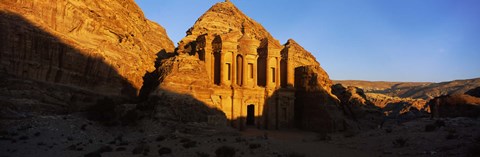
<box><xmin>135</xmin><ymin>0</ymin><xmax>480</xmax><ymax>82</ymax></box>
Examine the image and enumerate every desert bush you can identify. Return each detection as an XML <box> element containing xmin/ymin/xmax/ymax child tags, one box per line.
<box><xmin>248</xmin><ymin>143</ymin><xmax>261</xmax><ymax>149</ymax></box>
<box><xmin>158</xmin><ymin>147</ymin><xmax>172</xmax><ymax>155</ymax></box>
<box><xmin>288</xmin><ymin>152</ymin><xmax>306</xmax><ymax>157</ymax></box>
<box><xmin>435</xmin><ymin>120</ymin><xmax>446</xmax><ymax>127</ymax></box>
<box><xmin>425</xmin><ymin>124</ymin><xmax>436</xmax><ymax>132</ymax></box>
<box><xmin>393</xmin><ymin>137</ymin><xmax>408</xmax><ymax>147</ymax></box>
<box><xmin>196</xmin><ymin>151</ymin><xmax>210</xmax><ymax>157</ymax></box>
<box><xmin>385</xmin><ymin>128</ymin><xmax>393</xmax><ymax>133</ymax></box>
<box><xmin>132</xmin><ymin>144</ymin><xmax>149</xmax><ymax>155</ymax></box>
<box><xmin>183</xmin><ymin>140</ymin><xmax>197</xmax><ymax>148</ymax></box>
<box><xmin>215</xmin><ymin>145</ymin><xmax>236</xmax><ymax>157</ymax></box>
<box><xmin>98</xmin><ymin>145</ymin><xmax>113</xmax><ymax>153</ymax></box>
<box><xmin>445</xmin><ymin>128</ymin><xmax>458</xmax><ymax>140</ymax></box>
<box><xmin>156</xmin><ymin>135</ymin><xmax>166</xmax><ymax>142</ymax></box>
<box><xmin>235</xmin><ymin>137</ymin><xmax>245</xmax><ymax>143</ymax></box>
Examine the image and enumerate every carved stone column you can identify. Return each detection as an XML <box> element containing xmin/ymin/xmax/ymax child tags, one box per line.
<box><xmin>276</xmin><ymin>57</ymin><xmax>281</xmax><ymax>88</ymax></box>
<box><xmin>254</xmin><ymin>56</ymin><xmax>258</xmax><ymax>87</ymax></box>
<box><xmin>220</xmin><ymin>52</ymin><xmax>225</xmax><ymax>85</ymax></box>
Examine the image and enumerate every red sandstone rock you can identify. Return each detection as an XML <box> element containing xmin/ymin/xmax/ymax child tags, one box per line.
<box><xmin>0</xmin><ymin>0</ymin><xmax>174</xmax><ymax>97</ymax></box>
<box><xmin>429</xmin><ymin>94</ymin><xmax>480</xmax><ymax>118</ymax></box>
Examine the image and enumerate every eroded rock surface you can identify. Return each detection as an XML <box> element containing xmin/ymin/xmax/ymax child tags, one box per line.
<box><xmin>429</xmin><ymin>94</ymin><xmax>480</xmax><ymax>118</ymax></box>
<box><xmin>0</xmin><ymin>0</ymin><xmax>174</xmax><ymax>97</ymax></box>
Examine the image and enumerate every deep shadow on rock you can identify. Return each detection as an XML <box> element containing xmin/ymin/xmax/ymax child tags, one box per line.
<box><xmin>429</xmin><ymin>94</ymin><xmax>480</xmax><ymax>118</ymax></box>
<box><xmin>0</xmin><ymin>11</ymin><xmax>140</xmax><ymax>118</ymax></box>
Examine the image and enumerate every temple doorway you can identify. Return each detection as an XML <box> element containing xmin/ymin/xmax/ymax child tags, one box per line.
<box><xmin>246</xmin><ymin>105</ymin><xmax>255</xmax><ymax>125</ymax></box>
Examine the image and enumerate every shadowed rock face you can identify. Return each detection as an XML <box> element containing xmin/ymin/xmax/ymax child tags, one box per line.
<box><xmin>466</xmin><ymin>87</ymin><xmax>480</xmax><ymax>98</ymax></box>
<box><xmin>0</xmin><ymin>0</ymin><xmax>174</xmax><ymax>97</ymax></box>
<box><xmin>331</xmin><ymin>84</ymin><xmax>384</xmax><ymax>129</ymax></box>
<box><xmin>294</xmin><ymin>66</ymin><xmax>351</xmax><ymax>132</ymax></box>
<box><xmin>429</xmin><ymin>94</ymin><xmax>480</xmax><ymax>118</ymax></box>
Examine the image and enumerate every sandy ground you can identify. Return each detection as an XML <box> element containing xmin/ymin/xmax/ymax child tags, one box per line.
<box><xmin>1</xmin><ymin>115</ymin><xmax>479</xmax><ymax>157</ymax></box>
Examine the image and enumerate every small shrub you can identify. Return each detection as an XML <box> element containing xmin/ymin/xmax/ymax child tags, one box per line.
<box><xmin>435</xmin><ymin>120</ymin><xmax>446</xmax><ymax>127</ymax></box>
<box><xmin>116</xmin><ymin>147</ymin><xmax>126</xmax><ymax>151</ymax></box>
<box><xmin>288</xmin><ymin>152</ymin><xmax>306</xmax><ymax>157</ymax></box>
<box><xmin>425</xmin><ymin>124</ymin><xmax>436</xmax><ymax>132</ymax></box>
<box><xmin>183</xmin><ymin>140</ymin><xmax>197</xmax><ymax>148</ymax></box>
<box><xmin>158</xmin><ymin>147</ymin><xmax>172</xmax><ymax>155</ymax></box>
<box><xmin>98</xmin><ymin>145</ymin><xmax>113</xmax><ymax>153</ymax></box>
<box><xmin>215</xmin><ymin>145</ymin><xmax>236</xmax><ymax>157</ymax></box>
<box><xmin>196</xmin><ymin>151</ymin><xmax>210</xmax><ymax>157</ymax></box>
<box><xmin>235</xmin><ymin>137</ymin><xmax>245</xmax><ymax>143</ymax></box>
<box><xmin>393</xmin><ymin>137</ymin><xmax>408</xmax><ymax>147</ymax></box>
<box><xmin>132</xmin><ymin>144</ymin><xmax>148</xmax><ymax>155</ymax></box>
<box><xmin>156</xmin><ymin>135</ymin><xmax>166</xmax><ymax>142</ymax></box>
<box><xmin>385</xmin><ymin>128</ymin><xmax>393</xmax><ymax>133</ymax></box>
<box><xmin>81</xmin><ymin>124</ymin><xmax>87</xmax><ymax>131</ymax></box>
<box><xmin>446</xmin><ymin>128</ymin><xmax>458</xmax><ymax>140</ymax></box>
<box><xmin>84</xmin><ymin>152</ymin><xmax>101</xmax><ymax>157</ymax></box>
<box><xmin>19</xmin><ymin>136</ymin><xmax>29</xmax><ymax>140</ymax></box>
<box><xmin>248</xmin><ymin>143</ymin><xmax>261</xmax><ymax>149</ymax></box>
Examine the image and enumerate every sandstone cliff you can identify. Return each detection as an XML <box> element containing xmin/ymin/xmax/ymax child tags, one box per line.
<box><xmin>282</xmin><ymin>39</ymin><xmax>333</xmax><ymax>92</ymax></box>
<box><xmin>0</xmin><ymin>0</ymin><xmax>174</xmax><ymax>97</ymax></box>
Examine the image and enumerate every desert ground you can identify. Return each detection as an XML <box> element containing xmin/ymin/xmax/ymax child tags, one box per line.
<box><xmin>2</xmin><ymin>114</ymin><xmax>479</xmax><ymax>157</ymax></box>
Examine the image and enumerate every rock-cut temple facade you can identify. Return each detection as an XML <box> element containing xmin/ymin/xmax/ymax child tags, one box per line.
<box><xmin>157</xmin><ymin>1</ymin><xmax>326</xmax><ymax>130</ymax></box>
<box><xmin>192</xmin><ymin>33</ymin><xmax>297</xmax><ymax>130</ymax></box>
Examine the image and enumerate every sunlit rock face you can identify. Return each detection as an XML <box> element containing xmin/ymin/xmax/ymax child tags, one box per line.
<box><xmin>152</xmin><ymin>1</ymin><xmax>354</xmax><ymax>131</ymax></box>
<box><xmin>0</xmin><ymin>0</ymin><xmax>174</xmax><ymax>97</ymax></box>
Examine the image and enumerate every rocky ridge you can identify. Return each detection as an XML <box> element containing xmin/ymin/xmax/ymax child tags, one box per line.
<box><xmin>334</xmin><ymin>78</ymin><xmax>480</xmax><ymax>100</ymax></box>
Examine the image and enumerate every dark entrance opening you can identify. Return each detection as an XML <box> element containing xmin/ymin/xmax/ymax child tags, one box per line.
<box><xmin>246</xmin><ymin>105</ymin><xmax>255</xmax><ymax>125</ymax></box>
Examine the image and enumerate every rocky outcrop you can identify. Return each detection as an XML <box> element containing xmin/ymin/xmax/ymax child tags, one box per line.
<box><xmin>0</xmin><ymin>0</ymin><xmax>174</xmax><ymax>97</ymax></box>
<box><xmin>281</xmin><ymin>39</ymin><xmax>333</xmax><ymax>92</ymax></box>
<box><xmin>366</xmin><ymin>93</ymin><xmax>428</xmax><ymax>114</ymax></box>
<box><xmin>429</xmin><ymin>94</ymin><xmax>480</xmax><ymax>118</ymax></box>
<box><xmin>466</xmin><ymin>87</ymin><xmax>480</xmax><ymax>98</ymax></box>
<box><xmin>153</xmin><ymin>54</ymin><xmax>212</xmax><ymax>96</ymax></box>
<box><xmin>294</xmin><ymin>66</ymin><xmax>350</xmax><ymax>132</ymax></box>
<box><xmin>331</xmin><ymin>84</ymin><xmax>383</xmax><ymax>129</ymax></box>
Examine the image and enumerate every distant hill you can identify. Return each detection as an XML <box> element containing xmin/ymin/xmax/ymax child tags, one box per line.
<box><xmin>334</xmin><ymin>78</ymin><xmax>480</xmax><ymax>100</ymax></box>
